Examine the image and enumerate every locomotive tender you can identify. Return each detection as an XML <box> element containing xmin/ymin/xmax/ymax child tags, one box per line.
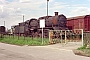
<box><xmin>0</xmin><ymin>26</ymin><xmax>5</xmax><ymax>34</ymax></box>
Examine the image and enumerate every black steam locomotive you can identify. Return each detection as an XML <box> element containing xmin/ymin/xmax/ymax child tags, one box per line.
<box><xmin>13</xmin><ymin>12</ymin><xmax>68</xmax><ymax>37</ymax></box>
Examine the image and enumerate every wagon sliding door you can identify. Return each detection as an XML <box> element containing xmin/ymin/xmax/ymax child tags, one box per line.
<box><xmin>84</xmin><ymin>16</ymin><xmax>90</xmax><ymax>31</ymax></box>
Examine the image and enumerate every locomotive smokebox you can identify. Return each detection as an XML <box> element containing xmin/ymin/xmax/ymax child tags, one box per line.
<box><xmin>54</xmin><ymin>12</ymin><xmax>58</xmax><ymax>16</ymax></box>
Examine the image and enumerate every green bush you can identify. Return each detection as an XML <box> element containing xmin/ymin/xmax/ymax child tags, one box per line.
<box><xmin>77</xmin><ymin>45</ymin><xmax>86</xmax><ymax>50</ymax></box>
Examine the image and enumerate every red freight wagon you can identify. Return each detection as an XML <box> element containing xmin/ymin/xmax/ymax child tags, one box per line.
<box><xmin>67</xmin><ymin>19</ymin><xmax>74</xmax><ymax>30</ymax></box>
<box><xmin>67</xmin><ymin>15</ymin><xmax>90</xmax><ymax>32</ymax></box>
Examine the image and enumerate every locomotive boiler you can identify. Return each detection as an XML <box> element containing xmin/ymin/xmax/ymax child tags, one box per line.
<box><xmin>38</xmin><ymin>12</ymin><xmax>68</xmax><ymax>30</ymax></box>
<box><xmin>28</xmin><ymin>18</ymin><xmax>38</xmax><ymax>30</ymax></box>
<box><xmin>28</xmin><ymin>18</ymin><xmax>39</xmax><ymax>37</ymax></box>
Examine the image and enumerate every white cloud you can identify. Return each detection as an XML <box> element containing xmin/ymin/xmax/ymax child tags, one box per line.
<box><xmin>19</xmin><ymin>0</ymin><xmax>54</xmax><ymax>3</ymax></box>
<box><xmin>72</xmin><ymin>7</ymin><xmax>90</xmax><ymax>15</ymax></box>
<box><xmin>0</xmin><ymin>5</ymin><xmax>4</xmax><ymax>12</ymax></box>
<box><xmin>19</xmin><ymin>0</ymin><xmax>31</xmax><ymax>3</ymax></box>
<box><xmin>65</xmin><ymin>5</ymin><xmax>90</xmax><ymax>17</ymax></box>
<box><xmin>49</xmin><ymin>2</ymin><xmax>68</xmax><ymax>10</ymax></box>
<box><xmin>0</xmin><ymin>0</ymin><xmax>6</xmax><ymax>3</ymax></box>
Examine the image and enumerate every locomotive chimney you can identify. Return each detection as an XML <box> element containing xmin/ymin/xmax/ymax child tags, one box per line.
<box><xmin>54</xmin><ymin>12</ymin><xmax>58</xmax><ymax>16</ymax></box>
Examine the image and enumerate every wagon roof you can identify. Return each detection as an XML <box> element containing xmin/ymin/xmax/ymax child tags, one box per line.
<box><xmin>67</xmin><ymin>15</ymin><xmax>90</xmax><ymax>20</ymax></box>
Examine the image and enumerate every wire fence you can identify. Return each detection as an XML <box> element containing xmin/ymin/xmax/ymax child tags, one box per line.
<box><xmin>84</xmin><ymin>32</ymin><xmax>90</xmax><ymax>48</ymax></box>
<box><xmin>49</xmin><ymin>29</ymin><xmax>83</xmax><ymax>44</ymax></box>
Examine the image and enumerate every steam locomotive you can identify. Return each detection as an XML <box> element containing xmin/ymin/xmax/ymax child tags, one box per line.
<box><xmin>13</xmin><ymin>12</ymin><xmax>68</xmax><ymax>37</ymax></box>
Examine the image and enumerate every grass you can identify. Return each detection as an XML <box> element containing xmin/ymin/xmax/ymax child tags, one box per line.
<box><xmin>77</xmin><ymin>45</ymin><xmax>90</xmax><ymax>54</ymax></box>
<box><xmin>0</xmin><ymin>35</ymin><xmax>49</xmax><ymax>46</ymax></box>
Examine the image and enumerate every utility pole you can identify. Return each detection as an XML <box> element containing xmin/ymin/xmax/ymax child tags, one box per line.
<box><xmin>47</xmin><ymin>0</ymin><xmax>49</xmax><ymax>18</ymax></box>
<box><xmin>4</xmin><ymin>21</ymin><xmax>5</xmax><ymax>27</ymax></box>
<box><xmin>23</xmin><ymin>15</ymin><xmax>25</xmax><ymax>39</ymax></box>
<box><xmin>23</xmin><ymin>15</ymin><xmax>25</xmax><ymax>40</ymax></box>
<box><xmin>23</xmin><ymin>15</ymin><xmax>24</xmax><ymax>23</ymax></box>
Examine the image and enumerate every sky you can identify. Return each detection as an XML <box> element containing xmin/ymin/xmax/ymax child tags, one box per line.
<box><xmin>0</xmin><ymin>0</ymin><xmax>90</xmax><ymax>29</ymax></box>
